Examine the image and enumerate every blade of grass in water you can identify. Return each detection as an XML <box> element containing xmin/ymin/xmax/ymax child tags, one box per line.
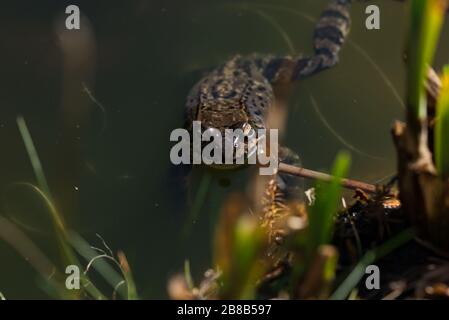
<box><xmin>16</xmin><ymin>116</ymin><xmax>52</xmax><ymax>197</ymax></box>
<box><xmin>291</xmin><ymin>152</ymin><xmax>350</xmax><ymax>293</ymax></box>
<box><xmin>0</xmin><ymin>292</ymin><xmax>5</xmax><ymax>300</ymax></box>
<box><xmin>407</xmin><ymin>0</ymin><xmax>446</xmax><ymax>122</ymax></box>
<box><xmin>213</xmin><ymin>195</ymin><xmax>265</xmax><ymax>299</ymax></box>
<box><xmin>0</xmin><ymin>214</ymin><xmax>55</xmax><ymax>279</ymax></box>
<box><xmin>435</xmin><ymin>65</ymin><xmax>449</xmax><ymax>176</ymax></box>
<box><xmin>4</xmin><ymin>194</ymin><xmax>106</xmax><ymax>299</ymax></box>
<box><xmin>16</xmin><ymin>116</ymin><xmax>106</xmax><ymax>300</ymax></box>
<box><xmin>220</xmin><ymin>215</ymin><xmax>264</xmax><ymax>300</ymax></box>
<box><xmin>117</xmin><ymin>251</ymin><xmax>138</xmax><ymax>300</ymax></box>
<box><xmin>17</xmin><ymin>116</ymin><xmax>75</xmax><ymax>267</ymax></box>
<box><xmin>331</xmin><ymin>228</ymin><xmax>415</xmax><ymax>300</ymax></box>
<box><xmin>184</xmin><ymin>260</ymin><xmax>194</xmax><ymax>290</ymax></box>
<box><xmin>69</xmin><ymin>232</ymin><xmax>128</xmax><ymax>299</ymax></box>
<box><xmin>232</xmin><ymin>216</ymin><xmax>265</xmax><ymax>299</ymax></box>
<box><xmin>307</xmin><ymin>152</ymin><xmax>351</xmax><ymax>261</ymax></box>
<box><xmin>182</xmin><ymin>172</ymin><xmax>212</xmax><ymax>237</ymax></box>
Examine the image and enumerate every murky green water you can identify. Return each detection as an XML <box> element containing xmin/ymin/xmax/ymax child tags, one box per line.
<box><xmin>1</xmin><ymin>0</ymin><xmax>449</xmax><ymax>299</ymax></box>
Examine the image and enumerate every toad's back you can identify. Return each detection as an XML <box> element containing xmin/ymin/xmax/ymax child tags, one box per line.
<box><xmin>185</xmin><ymin>55</ymin><xmax>274</xmax><ymax>132</ymax></box>
<box><xmin>185</xmin><ymin>0</ymin><xmax>352</xmax><ymax>133</ymax></box>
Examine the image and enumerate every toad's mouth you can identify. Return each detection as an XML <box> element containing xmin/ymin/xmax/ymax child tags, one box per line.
<box><xmin>197</xmin><ymin>122</ymin><xmax>264</xmax><ymax>166</ymax></box>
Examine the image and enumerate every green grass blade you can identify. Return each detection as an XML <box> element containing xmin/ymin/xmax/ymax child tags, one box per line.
<box><xmin>290</xmin><ymin>152</ymin><xmax>350</xmax><ymax>295</ymax></box>
<box><xmin>214</xmin><ymin>194</ymin><xmax>265</xmax><ymax>300</ymax></box>
<box><xmin>69</xmin><ymin>233</ymin><xmax>128</xmax><ymax>299</ymax></box>
<box><xmin>117</xmin><ymin>251</ymin><xmax>139</xmax><ymax>300</ymax></box>
<box><xmin>330</xmin><ymin>228</ymin><xmax>415</xmax><ymax>300</ymax></box>
<box><xmin>184</xmin><ymin>260</ymin><xmax>194</xmax><ymax>290</ymax></box>
<box><xmin>232</xmin><ymin>216</ymin><xmax>264</xmax><ymax>299</ymax></box>
<box><xmin>16</xmin><ymin>116</ymin><xmax>52</xmax><ymax>197</ymax></box>
<box><xmin>182</xmin><ymin>172</ymin><xmax>212</xmax><ymax>237</ymax></box>
<box><xmin>407</xmin><ymin>0</ymin><xmax>446</xmax><ymax>122</ymax></box>
<box><xmin>307</xmin><ymin>152</ymin><xmax>351</xmax><ymax>260</ymax></box>
<box><xmin>16</xmin><ymin>116</ymin><xmax>107</xmax><ymax>300</ymax></box>
<box><xmin>435</xmin><ymin>65</ymin><xmax>449</xmax><ymax>176</ymax></box>
<box><xmin>16</xmin><ymin>117</ymin><xmax>75</xmax><ymax>267</ymax></box>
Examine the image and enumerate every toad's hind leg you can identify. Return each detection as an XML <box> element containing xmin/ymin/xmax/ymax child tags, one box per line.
<box><xmin>258</xmin><ymin>0</ymin><xmax>352</xmax><ymax>84</ymax></box>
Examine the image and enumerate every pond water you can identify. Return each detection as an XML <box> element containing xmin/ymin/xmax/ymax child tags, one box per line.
<box><xmin>1</xmin><ymin>0</ymin><xmax>449</xmax><ymax>299</ymax></box>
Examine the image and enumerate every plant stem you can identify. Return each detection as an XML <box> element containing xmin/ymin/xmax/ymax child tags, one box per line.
<box><xmin>278</xmin><ymin>162</ymin><xmax>376</xmax><ymax>194</ymax></box>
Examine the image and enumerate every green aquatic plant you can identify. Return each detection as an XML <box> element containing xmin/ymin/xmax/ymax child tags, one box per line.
<box><xmin>393</xmin><ymin>0</ymin><xmax>449</xmax><ymax>250</ymax></box>
<box><xmin>69</xmin><ymin>233</ymin><xmax>134</xmax><ymax>299</ymax></box>
<box><xmin>117</xmin><ymin>251</ymin><xmax>138</xmax><ymax>300</ymax></box>
<box><xmin>213</xmin><ymin>195</ymin><xmax>266</xmax><ymax>300</ymax></box>
<box><xmin>183</xmin><ymin>260</ymin><xmax>195</xmax><ymax>290</ymax></box>
<box><xmin>306</xmin><ymin>152</ymin><xmax>351</xmax><ymax>261</ymax></box>
<box><xmin>331</xmin><ymin>228</ymin><xmax>415</xmax><ymax>300</ymax></box>
<box><xmin>192</xmin><ymin>152</ymin><xmax>364</xmax><ymax>300</ymax></box>
<box><xmin>182</xmin><ymin>171</ymin><xmax>212</xmax><ymax>237</ymax></box>
<box><xmin>288</xmin><ymin>152</ymin><xmax>350</xmax><ymax>299</ymax></box>
<box><xmin>16</xmin><ymin>116</ymin><xmax>85</xmax><ymax>298</ymax></box>
<box><xmin>12</xmin><ymin>116</ymin><xmax>137</xmax><ymax>299</ymax></box>
<box><xmin>203</xmin><ymin>150</ymin><xmax>349</xmax><ymax>300</ymax></box>
<box><xmin>435</xmin><ymin>66</ymin><xmax>449</xmax><ymax>176</ymax></box>
<box><xmin>406</xmin><ymin>0</ymin><xmax>446</xmax><ymax>124</ymax></box>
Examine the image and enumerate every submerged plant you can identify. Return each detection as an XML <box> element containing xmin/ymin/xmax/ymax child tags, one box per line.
<box><xmin>1</xmin><ymin>116</ymin><xmax>138</xmax><ymax>299</ymax></box>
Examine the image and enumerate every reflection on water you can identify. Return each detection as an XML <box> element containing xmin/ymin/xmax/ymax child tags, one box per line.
<box><xmin>0</xmin><ymin>0</ymin><xmax>448</xmax><ymax>298</ymax></box>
